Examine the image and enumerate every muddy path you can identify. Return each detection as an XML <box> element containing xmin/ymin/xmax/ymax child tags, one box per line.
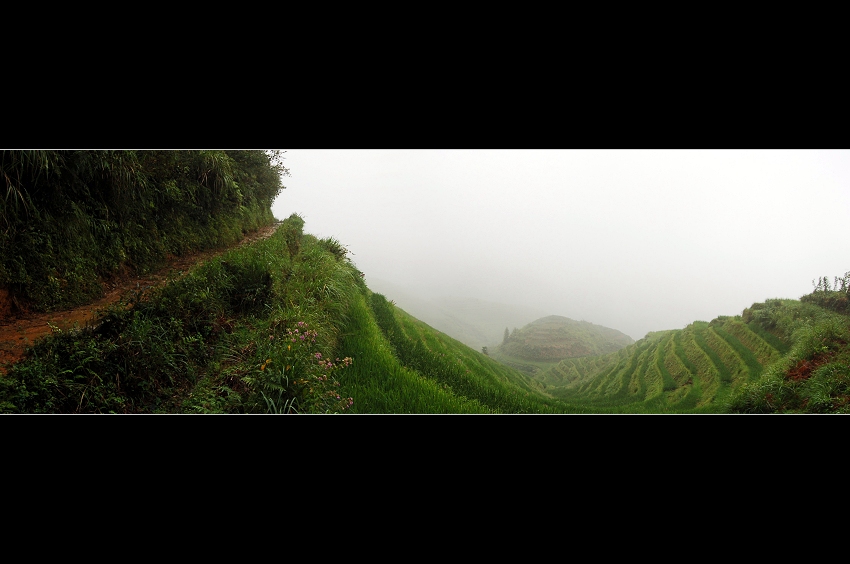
<box><xmin>0</xmin><ymin>222</ymin><xmax>281</xmax><ymax>374</ymax></box>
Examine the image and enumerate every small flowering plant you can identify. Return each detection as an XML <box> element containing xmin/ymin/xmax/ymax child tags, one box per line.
<box><xmin>291</xmin><ymin>352</ymin><xmax>355</xmax><ymax>413</ymax></box>
<box><xmin>254</xmin><ymin>321</ymin><xmax>353</xmax><ymax>414</ymax></box>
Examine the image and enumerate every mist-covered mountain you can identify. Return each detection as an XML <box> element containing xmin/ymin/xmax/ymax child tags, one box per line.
<box><xmin>497</xmin><ymin>315</ymin><xmax>635</xmax><ymax>361</ymax></box>
<box><xmin>364</xmin><ymin>277</ymin><xmax>547</xmax><ymax>350</ymax></box>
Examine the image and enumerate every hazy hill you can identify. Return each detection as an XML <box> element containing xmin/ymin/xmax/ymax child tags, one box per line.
<box><xmin>497</xmin><ymin>315</ymin><xmax>635</xmax><ymax>361</ymax></box>
<box><xmin>364</xmin><ymin>277</ymin><xmax>547</xmax><ymax>350</ymax></box>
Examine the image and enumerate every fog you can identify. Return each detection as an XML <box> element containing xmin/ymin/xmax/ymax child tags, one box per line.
<box><xmin>271</xmin><ymin>149</ymin><xmax>850</xmax><ymax>341</ymax></box>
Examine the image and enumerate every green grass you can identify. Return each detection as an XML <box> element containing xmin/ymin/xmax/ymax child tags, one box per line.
<box><xmin>334</xmin><ymin>292</ymin><xmax>492</xmax><ymax>414</ymax></box>
<box><xmin>533</xmin><ymin>313</ymin><xmax>793</xmax><ymax>413</ymax></box>
<box><xmin>724</xmin><ymin>300</ymin><xmax>850</xmax><ymax>413</ymax></box>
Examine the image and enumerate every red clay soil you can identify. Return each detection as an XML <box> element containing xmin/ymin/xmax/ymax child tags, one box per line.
<box><xmin>786</xmin><ymin>354</ymin><xmax>832</xmax><ymax>382</ymax></box>
<box><xmin>0</xmin><ymin>222</ymin><xmax>280</xmax><ymax>375</ymax></box>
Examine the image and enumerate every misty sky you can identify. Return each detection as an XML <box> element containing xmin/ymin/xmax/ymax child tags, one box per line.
<box><xmin>270</xmin><ymin>149</ymin><xmax>850</xmax><ymax>341</ymax></box>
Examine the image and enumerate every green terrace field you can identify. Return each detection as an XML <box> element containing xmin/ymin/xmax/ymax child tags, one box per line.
<box><xmin>537</xmin><ymin>317</ymin><xmax>783</xmax><ymax>413</ymax></box>
<box><xmin>490</xmin><ymin>315</ymin><xmax>635</xmax><ymax>380</ymax></box>
<box><xmin>338</xmin><ymin>292</ymin><xmax>566</xmax><ymax>413</ymax></box>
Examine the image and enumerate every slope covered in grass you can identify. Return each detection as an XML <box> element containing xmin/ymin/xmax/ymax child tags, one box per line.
<box><xmin>536</xmin><ymin>315</ymin><xmax>784</xmax><ymax>412</ymax></box>
<box><xmin>345</xmin><ymin>293</ymin><xmax>568</xmax><ymax>413</ymax></box>
<box><xmin>0</xmin><ymin>215</ymin><xmax>576</xmax><ymax>413</ymax></box>
<box><xmin>724</xmin><ymin>296</ymin><xmax>850</xmax><ymax>413</ymax></box>
<box><xmin>531</xmin><ymin>293</ymin><xmax>850</xmax><ymax>414</ymax></box>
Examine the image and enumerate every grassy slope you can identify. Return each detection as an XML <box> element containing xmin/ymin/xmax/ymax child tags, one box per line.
<box><xmin>535</xmin><ymin>317</ymin><xmax>776</xmax><ymax>413</ymax></box>
<box><xmin>336</xmin><ymin>292</ymin><xmax>573</xmax><ymax>413</ymax></box>
<box><xmin>533</xmin><ymin>299</ymin><xmax>850</xmax><ymax>414</ymax></box>
<box><xmin>0</xmin><ymin>217</ymin><xmax>576</xmax><ymax>413</ymax></box>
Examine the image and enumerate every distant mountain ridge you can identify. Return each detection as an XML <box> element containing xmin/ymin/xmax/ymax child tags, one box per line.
<box><xmin>497</xmin><ymin>315</ymin><xmax>635</xmax><ymax>361</ymax></box>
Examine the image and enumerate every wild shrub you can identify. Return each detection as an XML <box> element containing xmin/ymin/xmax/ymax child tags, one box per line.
<box><xmin>801</xmin><ymin>290</ymin><xmax>850</xmax><ymax>316</ymax></box>
<box><xmin>318</xmin><ymin>237</ymin><xmax>348</xmax><ymax>261</ymax></box>
<box><xmin>800</xmin><ymin>272</ymin><xmax>850</xmax><ymax>315</ymax></box>
<box><xmin>221</xmin><ymin>258</ymin><xmax>273</xmax><ymax>315</ymax></box>
<box><xmin>281</xmin><ymin>213</ymin><xmax>305</xmax><ymax>258</ymax></box>
<box><xmin>0</xmin><ymin>302</ymin><xmax>207</xmax><ymax>413</ymax></box>
<box><xmin>800</xmin><ymin>363</ymin><xmax>850</xmax><ymax>413</ymax></box>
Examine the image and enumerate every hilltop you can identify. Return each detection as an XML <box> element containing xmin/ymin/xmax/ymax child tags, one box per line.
<box><xmin>499</xmin><ymin>315</ymin><xmax>634</xmax><ymax>360</ymax></box>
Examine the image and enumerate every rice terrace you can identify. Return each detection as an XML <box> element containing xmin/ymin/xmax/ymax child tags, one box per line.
<box><xmin>2</xmin><ymin>149</ymin><xmax>849</xmax><ymax>414</ymax></box>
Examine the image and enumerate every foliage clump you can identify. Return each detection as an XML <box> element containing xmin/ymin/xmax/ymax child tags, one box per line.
<box><xmin>799</xmin><ymin>272</ymin><xmax>850</xmax><ymax>316</ymax></box>
<box><xmin>727</xmin><ymin>288</ymin><xmax>850</xmax><ymax>413</ymax></box>
<box><xmin>0</xmin><ymin>150</ymin><xmax>287</xmax><ymax>312</ymax></box>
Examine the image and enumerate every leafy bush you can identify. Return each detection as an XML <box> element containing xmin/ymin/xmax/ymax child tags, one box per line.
<box><xmin>281</xmin><ymin>213</ymin><xmax>305</xmax><ymax>258</ymax></box>
<box><xmin>800</xmin><ymin>272</ymin><xmax>850</xmax><ymax>315</ymax></box>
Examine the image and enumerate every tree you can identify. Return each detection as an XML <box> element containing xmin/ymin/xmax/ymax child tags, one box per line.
<box><xmin>503</xmin><ymin>327</ymin><xmax>510</xmax><ymax>345</ymax></box>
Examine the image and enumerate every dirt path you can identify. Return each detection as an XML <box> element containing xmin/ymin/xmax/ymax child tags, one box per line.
<box><xmin>0</xmin><ymin>222</ymin><xmax>281</xmax><ymax>374</ymax></box>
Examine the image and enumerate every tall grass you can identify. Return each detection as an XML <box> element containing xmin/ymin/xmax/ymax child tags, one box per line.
<box><xmin>365</xmin><ymin>293</ymin><xmax>568</xmax><ymax>413</ymax></box>
<box><xmin>334</xmin><ymin>292</ymin><xmax>491</xmax><ymax>414</ymax></box>
<box><xmin>725</xmin><ymin>300</ymin><xmax>850</xmax><ymax>413</ymax></box>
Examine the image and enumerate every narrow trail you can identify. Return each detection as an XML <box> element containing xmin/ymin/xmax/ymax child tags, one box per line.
<box><xmin>0</xmin><ymin>221</ymin><xmax>281</xmax><ymax>374</ymax></box>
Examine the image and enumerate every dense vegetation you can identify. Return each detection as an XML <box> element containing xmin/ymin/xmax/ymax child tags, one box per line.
<box><xmin>0</xmin><ymin>214</ymin><xmax>571</xmax><ymax>413</ymax></box>
<box><xmin>727</xmin><ymin>284</ymin><xmax>850</xmax><ymax>413</ymax></box>
<box><xmin>0</xmin><ymin>150</ymin><xmax>286</xmax><ymax>312</ymax></box>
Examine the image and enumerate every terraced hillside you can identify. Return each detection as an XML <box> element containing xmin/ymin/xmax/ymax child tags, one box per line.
<box><xmin>338</xmin><ymin>293</ymin><xmax>566</xmax><ymax>413</ymax></box>
<box><xmin>492</xmin><ymin>315</ymin><xmax>635</xmax><ymax>378</ymax></box>
<box><xmin>537</xmin><ymin>315</ymin><xmax>789</xmax><ymax>413</ymax></box>
<box><xmin>501</xmin><ymin>315</ymin><xmax>634</xmax><ymax>360</ymax></box>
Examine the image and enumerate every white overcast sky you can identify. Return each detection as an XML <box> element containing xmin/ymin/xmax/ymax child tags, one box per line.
<box><xmin>270</xmin><ymin>149</ymin><xmax>850</xmax><ymax>341</ymax></box>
